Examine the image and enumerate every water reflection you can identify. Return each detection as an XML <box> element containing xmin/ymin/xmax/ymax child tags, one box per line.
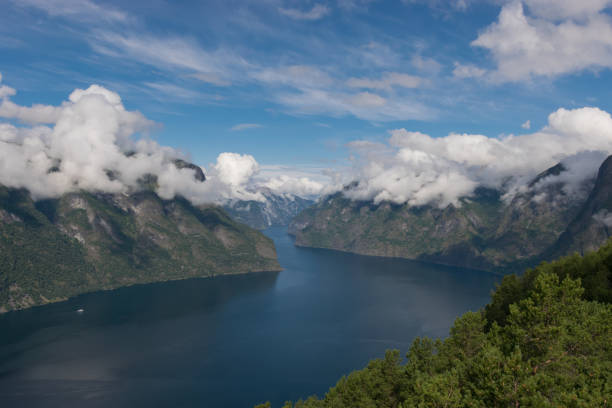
<box><xmin>0</xmin><ymin>227</ymin><xmax>498</xmax><ymax>408</ymax></box>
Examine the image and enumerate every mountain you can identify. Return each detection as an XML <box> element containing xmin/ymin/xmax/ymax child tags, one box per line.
<box><xmin>0</xmin><ymin>168</ymin><xmax>281</xmax><ymax>313</ymax></box>
<box><xmin>289</xmin><ymin>156</ymin><xmax>609</xmax><ymax>271</ymax></box>
<box><xmin>223</xmin><ymin>189</ymin><xmax>313</xmax><ymax>229</ymax></box>
<box><xmin>549</xmin><ymin>155</ymin><xmax>612</xmax><ymax>257</ymax></box>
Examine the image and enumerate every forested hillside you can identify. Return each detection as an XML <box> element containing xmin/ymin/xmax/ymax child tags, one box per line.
<box><xmin>256</xmin><ymin>240</ymin><xmax>612</xmax><ymax>407</ymax></box>
<box><xmin>290</xmin><ymin>156</ymin><xmax>612</xmax><ymax>272</ymax></box>
<box><xmin>0</xmin><ymin>185</ymin><xmax>281</xmax><ymax>313</ymax></box>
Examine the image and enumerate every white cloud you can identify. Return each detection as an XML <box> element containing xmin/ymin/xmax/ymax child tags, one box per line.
<box><xmin>278</xmin><ymin>4</ymin><xmax>330</xmax><ymax>20</ymax></box>
<box><xmin>337</xmin><ymin>0</ymin><xmax>378</xmax><ymax>11</ymax></box>
<box><xmin>262</xmin><ymin>175</ymin><xmax>324</xmax><ymax>197</ymax></box>
<box><xmin>230</xmin><ymin>123</ymin><xmax>263</xmax><ymax>131</ymax></box>
<box><xmin>91</xmin><ymin>31</ymin><xmax>246</xmax><ymax>86</ymax></box>
<box><xmin>349</xmin><ymin>92</ymin><xmax>386</xmax><ymax>107</ymax></box>
<box><xmin>411</xmin><ymin>55</ymin><xmax>442</xmax><ymax>74</ymax></box>
<box><xmin>521</xmin><ymin>119</ymin><xmax>531</xmax><ymax>129</ymax></box>
<box><xmin>346</xmin><ymin>72</ymin><xmax>423</xmax><ymax>90</ymax></box>
<box><xmin>452</xmin><ymin>62</ymin><xmax>486</xmax><ymax>79</ymax></box>
<box><xmin>352</xmin><ymin>42</ymin><xmax>402</xmax><ymax>69</ymax></box>
<box><xmin>14</xmin><ymin>0</ymin><xmax>127</xmax><ymax>23</ymax></box>
<box><xmin>257</xmin><ymin>163</ymin><xmax>328</xmax><ymax>197</ymax></box>
<box><xmin>337</xmin><ymin>106</ymin><xmax>612</xmax><ymax>207</ymax></box>
<box><xmin>472</xmin><ymin>1</ymin><xmax>612</xmax><ymax>82</ymax></box>
<box><xmin>0</xmin><ymin>100</ymin><xmax>65</xmax><ymax>124</ymax></box>
<box><xmin>254</xmin><ymin>64</ymin><xmax>432</xmax><ymax>121</ymax></box>
<box><xmin>0</xmin><ymin>79</ymin><xmax>319</xmax><ymax>205</ymax></box>
<box><xmin>0</xmin><ymin>85</ymin><xmax>16</xmax><ymax>99</ymax></box>
<box><xmin>277</xmin><ymin>88</ymin><xmax>432</xmax><ymax>121</ymax></box>
<box><xmin>214</xmin><ymin>153</ymin><xmax>259</xmax><ymax>188</ymax></box>
<box><xmin>522</xmin><ymin>0</ymin><xmax>612</xmax><ymax>21</ymax></box>
<box><xmin>401</xmin><ymin>0</ymin><xmax>489</xmax><ymax>13</ymax></box>
<box><xmin>253</xmin><ymin>65</ymin><xmax>334</xmax><ymax>88</ymax></box>
<box><xmin>142</xmin><ymin>82</ymin><xmax>222</xmax><ymax>102</ymax></box>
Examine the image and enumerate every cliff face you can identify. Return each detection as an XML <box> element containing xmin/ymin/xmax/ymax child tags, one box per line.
<box><xmin>548</xmin><ymin>156</ymin><xmax>612</xmax><ymax>257</ymax></box>
<box><xmin>223</xmin><ymin>189</ymin><xmax>313</xmax><ymax>229</ymax></box>
<box><xmin>290</xmin><ymin>157</ymin><xmax>609</xmax><ymax>271</ymax></box>
<box><xmin>0</xmin><ymin>186</ymin><xmax>280</xmax><ymax>313</ymax></box>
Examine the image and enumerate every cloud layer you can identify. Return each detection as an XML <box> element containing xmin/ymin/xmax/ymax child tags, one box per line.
<box><xmin>339</xmin><ymin>106</ymin><xmax>612</xmax><ymax>207</ymax></box>
<box><xmin>0</xmin><ymin>78</ymin><xmax>323</xmax><ymax>204</ymax></box>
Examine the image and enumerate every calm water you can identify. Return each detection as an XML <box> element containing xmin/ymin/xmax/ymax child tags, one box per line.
<box><xmin>0</xmin><ymin>227</ymin><xmax>499</xmax><ymax>407</ymax></box>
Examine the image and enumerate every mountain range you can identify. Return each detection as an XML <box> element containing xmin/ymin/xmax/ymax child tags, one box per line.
<box><xmin>223</xmin><ymin>189</ymin><xmax>313</xmax><ymax>230</ymax></box>
<box><xmin>0</xmin><ymin>162</ymin><xmax>280</xmax><ymax>313</ymax></box>
<box><xmin>290</xmin><ymin>156</ymin><xmax>612</xmax><ymax>271</ymax></box>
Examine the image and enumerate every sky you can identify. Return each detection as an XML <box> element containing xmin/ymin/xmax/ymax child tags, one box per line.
<box><xmin>1</xmin><ymin>0</ymin><xmax>612</xmax><ymax>205</ymax></box>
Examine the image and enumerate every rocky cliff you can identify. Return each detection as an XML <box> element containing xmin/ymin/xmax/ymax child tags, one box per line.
<box><xmin>0</xmin><ymin>175</ymin><xmax>281</xmax><ymax>313</ymax></box>
<box><xmin>223</xmin><ymin>189</ymin><xmax>313</xmax><ymax>229</ymax></box>
<box><xmin>289</xmin><ymin>156</ymin><xmax>610</xmax><ymax>271</ymax></box>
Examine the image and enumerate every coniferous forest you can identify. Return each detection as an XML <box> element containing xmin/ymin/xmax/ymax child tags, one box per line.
<box><xmin>256</xmin><ymin>240</ymin><xmax>612</xmax><ymax>407</ymax></box>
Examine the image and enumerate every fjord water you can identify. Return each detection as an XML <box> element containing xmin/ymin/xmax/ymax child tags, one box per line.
<box><xmin>0</xmin><ymin>227</ymin><xmax>499</xmax><ymax>408</ymax></box>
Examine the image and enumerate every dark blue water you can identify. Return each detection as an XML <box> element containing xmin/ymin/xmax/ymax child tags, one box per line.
<box><xmin>0</xmin><ymin>227</ymin><xmax>499</xmax><ymax>407</ymax></box>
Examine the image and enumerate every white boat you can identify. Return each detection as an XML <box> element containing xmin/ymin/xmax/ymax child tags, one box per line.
<box><xmin>76</xmin><ymin>308</ymin><xmax>84</xmax><ymax>313</ymax></box>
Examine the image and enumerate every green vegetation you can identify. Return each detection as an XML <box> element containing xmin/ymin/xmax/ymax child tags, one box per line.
<box><xmin>256</xmin><ymin>240</ymin><xmax>612</xmax><ymax>407</ymax></box>
<box><xmin>290</xmin><ymin>185</ymin><xmax>576</xmax><ymax>271</ymax></box>
<box><xmin>290</xmin><ymin>157</ymin><xmax>612</xmax><ymax>272</ymax></box>
<box><xmin>0</xmin><ymin>186</ymin><xmax>281</xmax><ymax>313</ymax></box>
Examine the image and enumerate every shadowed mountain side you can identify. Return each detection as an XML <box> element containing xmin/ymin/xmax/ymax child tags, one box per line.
<box><xmin>0</xmin><ymin>184</ymin><xmax>281</xmax><ymax>313</ymax></box>
<box><xmin>547</xmin><ymin>155</ymin><xmax>612</xmax><ymax>257</ymax></box>
<box><xmin>290</xmin><ymin>157</ymin><xmax>610</xmax><ymax>271</ymax></box>
<box><xmin>224</xmin><ymin>189</ymin><xmax>313</xmax><ymax>229</ymax></box>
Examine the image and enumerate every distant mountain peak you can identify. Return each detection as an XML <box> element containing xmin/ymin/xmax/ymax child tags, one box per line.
<box><xmin>528</xmin><ymin>162</ymin><xmax>567</xmax><ymax>188</ymax></box>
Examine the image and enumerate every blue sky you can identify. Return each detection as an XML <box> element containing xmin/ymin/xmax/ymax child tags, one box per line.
<box><xmin>2</xmin><ymin>0</ymin><xmax>612</xmax><ymax>196</ymax></box>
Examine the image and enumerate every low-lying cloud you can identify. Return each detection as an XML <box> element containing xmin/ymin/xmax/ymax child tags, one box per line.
<box><xmin>338</xmin><ymin>106</ymin><xmax>612</xmax><ymax>207</ymax></box>
<box><xmin>0</xmin><ymin>78</ymin><xmax>323</xmax><ymax>204</ymax></box>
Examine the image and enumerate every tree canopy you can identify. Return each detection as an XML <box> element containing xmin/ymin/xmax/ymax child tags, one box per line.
<box><xmin>256</xmin><ymin>240</ymin><xmax>612</xmax><ymax>407</ymax></box>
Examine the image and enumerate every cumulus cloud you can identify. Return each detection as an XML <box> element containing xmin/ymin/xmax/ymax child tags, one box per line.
<box><xmin>472</xmin><ymin>1</ymin><xmax>612</xmax><ymax>82</ymax></box>
<box><xmin>337</xmin><ymin>106</ymin><xmax>612</xmax><ymax>207</ymax></box>
<box><xmin>0</xmin><ymin>79</ymin><xmax>322</xmax><ymax>204</ymax></box>
<box><xmin>0</xmin><ymin>74</ymin><xmax>63</xmax><ymax>124</ymax></box>
<box><xmin>214</xmin><ymin>153</ymin><xmax>259</xmax><ymax>188</ymax></box>
<box><xmin>521</xmin><ymin>119</ymin><xmax>531</xmax><ymax>129</ymax></box>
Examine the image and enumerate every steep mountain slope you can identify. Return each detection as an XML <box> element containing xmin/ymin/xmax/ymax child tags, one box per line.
<box><xmin>223</xmin><ymin>189</ymin><xmax>313</xmax><ymax>229</ymax></box>
<box><xmin>0</xmin><ymin>185</ymin><xmax>281</xmax><ymax>313</ymax></box>
<box><xmin>290</xmin><ymin>157</ymin><xmax>605</xmax><ymax>271</ymax></box>
<box><xmin>549</xmin><ymin>155</ymin><xmax>612</xmax><ymax>256</ymax></box>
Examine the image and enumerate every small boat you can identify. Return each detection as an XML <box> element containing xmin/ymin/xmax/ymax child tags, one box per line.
<box><xmin>76</xmin><ymin>308</ymin><xmax>85</xmax><ymax>313</ymax></box>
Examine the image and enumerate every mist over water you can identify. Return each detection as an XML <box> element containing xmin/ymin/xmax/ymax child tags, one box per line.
<box><xmin>0</xmin><ymin>227</ymin><xmax>499</xmax><ymax>408</ymax></box>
